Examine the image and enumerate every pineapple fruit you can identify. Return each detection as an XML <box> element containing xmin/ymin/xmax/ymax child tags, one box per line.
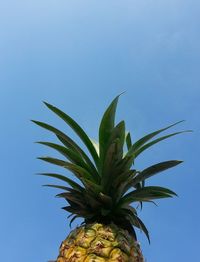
<box><xmin>32</xmin><ymin>95</ymin><xmax>189</xmax><ymax>261</ymax></box>
<box><xmin>57</xmin><ymin>223</ymin><xmax>143</xmax><ymax>262</ymax></box>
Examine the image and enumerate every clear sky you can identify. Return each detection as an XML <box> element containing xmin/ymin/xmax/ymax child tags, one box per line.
<box><xmin>0</xmin><ymin>1</ymin><xmax>199</xmax><ymax>261</ymax></box>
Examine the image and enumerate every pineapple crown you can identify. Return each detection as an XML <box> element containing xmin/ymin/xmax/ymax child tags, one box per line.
<box><xmin>32</xmin><ymin>94</ymin><xmax>191</xmax><ymax>242</ymax></box>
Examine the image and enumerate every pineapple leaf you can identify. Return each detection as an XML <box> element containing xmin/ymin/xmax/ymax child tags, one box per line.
<box><xmin>60</xmin><ymin>195</ymin><xmax>88</xmax><ymax>211</ymax></box>
<box><xmin>134</xmin><ymin>130</ymin><xmax>192</xmax><ymax>158</ymax></box>
<box><xmin>125</xmin><ymin>132</ymin><xmax>132</xmax><ymax>150</ymax></box>
<box><xmin>116</xmin><ymin>209</ymin><xmax>143</xmax><ymax>241</ymax></box>
<box><xmin>90</xmin><ymin>139</ymin><xmax>99</xmax><ymax>156</ymax></box>
<box><xmin>118</xmin><ymin>208</ymin><xmax>136</xmax><ymax>219</ymax></box>
<box><xmin>38</xmin><ymin>157</ymin><xmax>98</xmax><ymax>183</ymax></box>
<box><xmin>131</xmin><ymin>160</ymin><xmax>183</xmax><ymax>186</ymax></box>
<box><xmin>99</xmin><ymin>192</ymin><xmax>113</xmax><ymax>207</ymax></box>
<box><xmin>124</xmin><ymin>121</ymin><xmax>187</xmax><ymax>165</ymax></box>
<box><xmin>57</xmin><ymin>192</ymin><xmax>85</xmax><ymax>206</ymax></box>
<box><xmin>62</xmin><ymin>206</ymin><xmax>93</xmax><ymax>218</ymax></box>
<box><xmin>32</xmin><ymin>120</ymin><xmax>98</xmax><ymax>178</ymax></box>
<box><xmin>101</xmin><ymin>126</ymin><xmax>125</xmax><ymax>191</ymax></box>
<box><xmin>81</xmin><ymin>178</ymin><xmax>102</xmax><ymax>195</ymax></box>
<box><xmin>101</xmin><ymin>208</ymin><xmax>110</xmax><ymax>216</ymax></box>
<box><xmin>37</xmin><ymin>173</ymin><xmax>83</xmax><ymax>192</ymax></box>
<box><xmin>123</xmin><ymin>205</ymin><xmax>138</xmax><ymax>216</ymax></box>
<box><xmin>99</xmin><ymin>94</ymin><xmax>121</xmax><ymax>172</ymax></box>
<box><xmin>114</xmin><ymin>154</ymin><xmax>135</xmax><ymax>175</ymax></box>
<box><xmin>112</xmin><ymin>210</ymin><xmax>138</xmax><ymax>240</ymax></box>
<box><xmin>134</xmin><ymin>216</ymin><xmax>150</xmax><ymax>243</ymax></box>
<box><xmin>121</xmin><ymin>208</ymin><xmax>150</xmax><ymax>243</ymax></box>
<box><xmin>102</xmin><ymin>141</ymin><xmax>117</xmax><ymax>175</ymax></box>
<box><xmin>84</xmin><ymin>192</ymin><xmax>102</xmax><ymax>209</ymax></box>
<box><xmin>36</xmin><ymin>141</ymin><xmax>93</xmax><ymax>174</ymax></box>
<box><xmin>119</xmin><ymin>186</ymin><xmax>176</xmax><ymax>206</ymax></box>
<box><xmin>69</xmin><ymin>215</ymin><xmax>80</xmax><ymax>228</ymax></box>
<box><xmin>62</xmin><ymin>206</ymin><xmax>81</xmax><ymax>215</ymax></box>
<box><xmin>43</xmin><ymin>101</ymin><xmax>99</xmax><ymax>168</ymax></box>
<box><xmin>43</xmin><ymin>184</ymin><xmax>72</xmax><ymax>191</ymax></box>
<box><xmin>123</xmin><ymin>130</ymin><xmax>189</xmax><ymax>168</ymax></box>
<box><xmin>129</xmin><ymin>120</ymin><xmax>185</xmax><ymax>154</ymax></box>
<box><xmin>113</xmin><ymin>170</ymin><xmax>137</xmax><ymax>202</ymax></box>
<box><xmin>113</xmin><ymin>170</ymin><xmax>137</xmax><ymax>188</ymax></box>
<box><xmin>111</xmin><ymin>121</ymin><xmax>125</xmax><ymax>162</ymax></box>
<box><xmin>38</xmin><ymin>156</ymin><xmax>66</xmax><ymax>166</ymax></box>
<box><xmin>130</xmin><ymin>186</ymin><xmax>178</xmax><ymax>196</ymax></box>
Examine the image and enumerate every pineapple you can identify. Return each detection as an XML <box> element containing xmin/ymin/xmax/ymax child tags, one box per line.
<box><xmin>32</xmin><ymin>95</ymin><xmax>190</xmax><ymax>261</ymax></box>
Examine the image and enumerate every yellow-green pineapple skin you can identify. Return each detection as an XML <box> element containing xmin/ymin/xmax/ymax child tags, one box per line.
<box><xmin>57</xmin><ymin>223</ymin><xmax>144</xmax><ymax>262</ymax></box>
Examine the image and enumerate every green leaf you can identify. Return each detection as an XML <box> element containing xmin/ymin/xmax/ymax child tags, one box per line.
<box><xmin>101</xmin><ymin>208</ymin><xmax>110</xmax><ymax>216</ymax></box>
<box><xmin>84</xmin><ymin>192</ymin><xmax>102</xmax><ymax>209</ymax></box>
<box><xmin>81</xmin><ymin>178</ymin><xmax>102</xmax><ymax>196</ymax></box>
<box><xmin>37</xmin><ymin>156</ymin><xmax>67</xmax><ymax>167</ymax></box>
<box><xmin>146</xmin><ymin>186</ymin><xmax>177</xmax><ymax>196</ymax></box>
<box><xmin>123</xmin><ymin>205</ymin><xmax>138</xmax><ymax>216</ymax></box>
<box><xmin>114</xmin><ymin>154</ymin><xmax>135</xmax><ymax>175</ymax></box>
<box><xmin>37</xmin><ymin>173</ymin><xmax>84</xmax><ymax>191</ymax></box>
<box><xmin>32</xmin><ymin>120</ymin><xmax>99</xmax><ymax>179</ymax></box>
<box><xmin>62</xmin><ymin>205</ymin><xmax>93</xmax><ymax>218</ymax></box>
<box><xmin>131</xmin><ymin>160</ymin><xmax>183</xmax><ymax>186</ymax></box>
<box><xmin>124</xmin><ymin>121</ymin><xmax>188</xmax><ymax>165</ymax></box>
<box><xmin>134</xmin><ymin>216</ymin><xmax>150</xmax><ymax>243</ymax></box>
<box><xmin>62</xmin><ymin>205</ymin><xmax>77</xmax><ymax>214</ymax></box>
<box><xmin>43</xmin><ymin>101</ymin><xmax>99</xmax><ymax>168</ymax></box>
<box><xmin>119</xmin><ymin>186</ymin><xmax>176</xmax><ymax>206</ymax></box>
<box><xmin>38</xmin><ymin>157</ymin><xmax>98</xmax><ymax>183</ymax></box>
<box><xmin>113</xmin><ymin>170</ymin><xmax>137</xmax><ymax>188</ymax></box>
<box><xmin>90</xmin><ymin>139</ymin><xmax>99</xmax><ymax>156</ymax></box>
<box><xmin>104</xmin><ymin>140</ymin><xmax>117</xmax><ymax>166</ymax></box>
<box><xmin>36</xmin><ymin>141</ymin><xmax>93</xmax><ymax>174</ymax></box>
<box><xmin>134</xmin><ymin>130</ymin><xmax>192</xmax><ymax>158</ymax></box>
<box><xmin>99</xmin><ymin>192</ymin><xmax>113</xmax><ymax>207</ymax></box>
<box><xmin>110</xmin><ymin>121</ymin><xmax>125</xmax><ymax>154</ymax></box>
<box><xmin>125</xmin><ymin>132</ymin><xmax>132</xmax><ymax>150</ymax></box>
<box><xmin>32</xmin><ymin>120</ymin><xmax>78</xmax><ymax>150</ymax></box>
<box><xmin>63</xmin><ymin>201</ymin><xmax>84</xmax><ymax>211</ymax></box>
<box><xmin>118</xmin><ymin>207</ymin><xmax>136</xmax><ymax>220</ymax></box>
<box><xmin>98</xmin><ymin>94</ymin><xmax>122</xmax><ymax>172</ymax></box>
<box><xmin>57</xmin><ymin>191</ymin><xmax>84</xmax><ymax>204</ymax></box>
<box><xmin>112</xmin><ymin>170</ymin><xmax>137</xmax><ymax>202</ymax></box>
<box><xmin>128</xmin><ymin>120</ymin><xmax>185</xmax><ymax>154</ymax></box>
<box><xmin>69</xmin><ymin>215</ymin><xmax>80</xmax><ymax>228</ymax></box>
<box><xmin>116</xmin><ymin>208</ymin><xmax>149</xmax><ymax>241</ymax></box>
<box><xmin>101</xmin><ymin>138</ymin><xmax>123</xmax><ymax>191</ymax></box>
<box><xmin>42</xmin><ymin>184</ymin><xmax>72</xmax><ymax>191</ymax></box>
<box><xmin>58</xmin><ymin>191</ymin><xmax>87</xmax><ymax>209</ymax></box>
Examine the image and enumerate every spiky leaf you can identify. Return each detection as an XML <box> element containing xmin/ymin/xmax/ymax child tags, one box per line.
<box><xmin>37</xmin><ymin>173</ymin><xmax>83</xmax><ymax>192</ymax></box>
<box><xmin>131</xmin><ymin>160</ymin><xmax>183</xmax><ymax>186</ymax></box>
<box><xmin>32</xmin><ymin>120</ymin><xmax>98</xmax><ymax>177</ymax></box>
<box><xmin>99</xmin><ymin>95</ymin><xmax>121</xmax><ymax>172</ymax></box>
<box><xmin>43</xmin><ymin>101</ymin><xmax>99</xmax><ymax>167</ymax></box>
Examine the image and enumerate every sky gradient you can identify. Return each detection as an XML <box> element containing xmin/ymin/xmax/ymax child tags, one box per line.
<box><xmin>0</xmin><ymin>1</ymin><xmax>199</xmax><ymax>261</ymax></box>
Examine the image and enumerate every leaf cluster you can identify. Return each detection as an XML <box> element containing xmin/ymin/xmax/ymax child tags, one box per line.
<box><xmin>32</xmin><ymin>95</ymin><xmax>191</xmax><ymax>242</ymax></box>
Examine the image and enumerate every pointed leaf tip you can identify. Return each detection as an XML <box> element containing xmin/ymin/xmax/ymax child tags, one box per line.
<box><xmin>99</xmin><ymin>94</ymin><xmax>123</xmax><ymax>165</ymax></box>
<box><xmin>31</xmin><ymin>119</ymin><xmax>36</xmax><ymax>123</ymax></box>
<box><xmin>42</xmin><ymin>101</ymin><xmax>99</xmax><ymax>168</ymax></box>
<box><xmin>118</xmin><ymin>91</ymin><xmax>126</xmax><ymax>96</ymax></box>
<box><xmin>43</xmin><ymin>101</ymin><xmax>54</xmax><ymax>109</ymax></box>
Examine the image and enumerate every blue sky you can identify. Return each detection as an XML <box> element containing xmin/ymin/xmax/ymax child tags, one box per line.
<box><xmin>0</xmin><ymin>0</ymin><xmax>199</xmax><ymax>261</ymax></box>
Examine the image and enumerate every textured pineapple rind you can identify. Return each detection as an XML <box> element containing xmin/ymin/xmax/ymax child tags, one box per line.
<box><xmin>57</xmin><ymin>223</ymin><xmax>144</xmax><ymax>262</ymax></box>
